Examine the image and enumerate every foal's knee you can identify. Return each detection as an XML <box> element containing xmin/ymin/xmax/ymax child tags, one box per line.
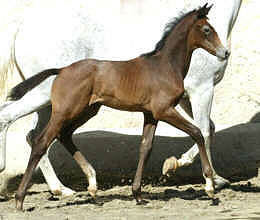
<box><xmin>141</xmin><ymin>137</ymin><xmax>152</xmax><ymax>148</ymax></box>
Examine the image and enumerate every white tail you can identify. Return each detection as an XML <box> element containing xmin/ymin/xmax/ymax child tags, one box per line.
<box><xmin>0</xmin><ymin>20</ymin><xmax>21</xmax><ymax>100</ymax></box>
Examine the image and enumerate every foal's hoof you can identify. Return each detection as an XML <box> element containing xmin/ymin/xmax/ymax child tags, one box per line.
<box><xmin>136</xmin><ymin>199</ymin><xmax>149</xmax><ymax>206</ymax></box>
<box><xmin>211</xmin><ymin>198</ymin><xmax>220</xmax><ymax>206</ymax></box>
<box><xmin>162</xmin><ymin>156</ymin><xmax>179</xmax><ymax>176</ymax></box>
<box><xmin>89</xmin><ymin>198</ymin><xmax>104</xmax><ymax>206</ymax></box>
<box><xmin>133</xmin><ymin>193</ymin><xmax>148</xmax><ymax>206</ymax></box>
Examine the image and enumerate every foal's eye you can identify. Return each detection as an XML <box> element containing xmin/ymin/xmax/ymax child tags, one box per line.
<box><xmin>202</xmin><ymin>25</ymin><xmax>211</xmax><ymax>35</ymax></box>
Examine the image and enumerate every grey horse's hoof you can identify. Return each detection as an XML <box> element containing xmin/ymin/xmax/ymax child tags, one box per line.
<box><xmin>162</xmin><ymin>156</ymin><xmax>179</xmax><ymax>176</ymax></box>
<box><xmin>214</xmin><ymin>175</ymin><xmax>230</xmax><ymax>190</ymax></box>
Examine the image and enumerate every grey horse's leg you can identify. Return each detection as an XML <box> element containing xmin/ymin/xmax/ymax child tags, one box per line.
<box><xmin>0</xmin><ymin>88</ymin><xmax>49</xmax><ymax>174</ymax></box>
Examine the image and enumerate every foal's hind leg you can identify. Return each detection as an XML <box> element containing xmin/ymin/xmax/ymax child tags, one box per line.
<box><xmin>132</xmin><ymin>112</ymin><xmax>158</xmax><ymax>204</ymax></box>
<box><xmin>58</xmin><ymin>134</ymin><xmax>97</xmax><ymax>198</ymax></box>
<box><xmin>157</xmin><ymin>107</ymin><xmax>214</xmax><ymax>198</ymax></box>
<box><xmin>27</xmin><ymin>106</ymin><xmax>75</xmax><ymax>196</ymax></box>
<box><xmin>15</xmin><ymin>114</ymin><xmax>63</xmax><ymax>210</ymax></box>
<box><xmin>57</xmin><ymin>103</ymin><xmax>101</xmax><ymax>198</ymax></box>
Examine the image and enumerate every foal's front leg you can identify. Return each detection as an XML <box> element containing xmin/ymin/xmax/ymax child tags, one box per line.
<box><xmin>163</xmin><ymin>91</ymin><xmax>230</xmax><ymax>189</ymax></box>
<box><xmin>157</xmin><ymin>106</ymin><xmax>215</xmax><ymax>198</ymax></box>
<box><xmin>132</xmin><ymin>113</ymin><xmax>158</xmax><ymax>204</ymax></box>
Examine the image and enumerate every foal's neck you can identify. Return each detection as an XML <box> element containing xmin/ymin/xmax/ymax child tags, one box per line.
<box><xmin>160</xmin><ymin>15</ymin><xmax>196</xmax><ymax>79</ymax></box>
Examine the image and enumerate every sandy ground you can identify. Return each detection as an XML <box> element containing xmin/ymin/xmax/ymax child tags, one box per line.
<box><xmin>0</xmin><ymin>172</ymin><xmax>260</xmax><ymax>220</ymax></box>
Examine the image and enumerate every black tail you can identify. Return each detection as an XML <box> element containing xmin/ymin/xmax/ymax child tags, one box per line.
<box><xmin>8</xmin><ymin>68</ymin><xmax>60</xmax><ymax>101</ymax></box>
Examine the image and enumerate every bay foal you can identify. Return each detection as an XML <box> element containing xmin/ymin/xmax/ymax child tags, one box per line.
<box><xmin>10</xmin><ymin>4</ymin><xmax>229</xmax><ymax>210</ymax></box>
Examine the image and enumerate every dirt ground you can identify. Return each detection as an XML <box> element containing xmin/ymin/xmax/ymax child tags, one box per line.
<box><xmin>0</xmin><ymin>172</ymin><xmax>260</xmax><ymax>220</ymax></box>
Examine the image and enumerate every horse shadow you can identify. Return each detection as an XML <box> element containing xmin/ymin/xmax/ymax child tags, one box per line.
<box><xmin>41</xmin><ymin>188</ymin><xmax>208</xmax><ymax>210</ymax></box>
<box><xmin>41</xmin><ymin>181</ymin><xmax>260</xmax><ymax>211</ymax></box>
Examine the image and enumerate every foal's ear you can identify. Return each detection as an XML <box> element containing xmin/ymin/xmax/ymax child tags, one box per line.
<box><xmin>197</xmin><ymin>3</ymin><xmax>213</xmax><ymax>18</ymax></box>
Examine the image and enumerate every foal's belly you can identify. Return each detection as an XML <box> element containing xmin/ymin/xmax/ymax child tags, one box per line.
<box><xmin>90</xmin><ymin>93</ymin><xmax>150</xmax><ymax>113</ymax></box>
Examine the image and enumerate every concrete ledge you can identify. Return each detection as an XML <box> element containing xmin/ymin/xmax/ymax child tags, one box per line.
<box><xmin>50</xmin><ymin>123</ymin><xmax>260</xmax><ymax>183</ymax></box>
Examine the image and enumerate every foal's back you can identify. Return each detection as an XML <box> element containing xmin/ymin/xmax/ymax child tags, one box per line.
<box><xmin>51</xmin><ymin>57</ymin><xmax>167</xmax><ymax>115</ymax></box>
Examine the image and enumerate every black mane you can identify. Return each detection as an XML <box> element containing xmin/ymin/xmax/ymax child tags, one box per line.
<box><xmin>141</xmin><ymin>9</ymin><xmax>196</xmax><ymax>58</ymax></box>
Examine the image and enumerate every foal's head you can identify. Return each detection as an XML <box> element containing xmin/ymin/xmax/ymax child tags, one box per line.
<box><xmin>188</xmin><ymin>4</ymin><xmax>230</xmax><ymax>60</ymax></box>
